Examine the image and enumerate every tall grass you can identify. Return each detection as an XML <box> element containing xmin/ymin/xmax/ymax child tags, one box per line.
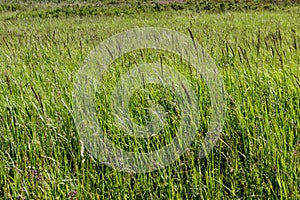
<box><xmin>0</xmin><ymin>8</ymin><xmax>299</xmax><ymax>199</ymax></box>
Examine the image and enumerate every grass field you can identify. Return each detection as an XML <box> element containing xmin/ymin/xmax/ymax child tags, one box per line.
<box><xmin>0</xmin><ymin>1</ymin><xmax>299</xmax><ymax>199</ymax></box>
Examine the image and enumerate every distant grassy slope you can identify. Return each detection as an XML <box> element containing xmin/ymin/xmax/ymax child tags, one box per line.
<box><xmin>0</xmin><ymin>0</ymin><xmax>300</xmax><ymax>19</ymax></box>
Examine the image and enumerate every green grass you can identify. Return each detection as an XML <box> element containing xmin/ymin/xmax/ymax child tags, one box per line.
<box><xmin>0</xmin><ymin>2</ymin><xmax>300</xmax><ymax>200</ymax></box>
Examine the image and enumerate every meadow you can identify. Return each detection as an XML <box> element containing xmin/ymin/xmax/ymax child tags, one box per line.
<box><xmin>0</xmin><ymin>1</ymin><xmax>299</xmax><ymax>199</ymax></box>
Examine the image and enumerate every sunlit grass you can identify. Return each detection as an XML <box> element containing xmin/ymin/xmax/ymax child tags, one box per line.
<box><xmin>0</xmin><ymin>7</ymin><xmax>299</xmax><ymax>199</ymax></box>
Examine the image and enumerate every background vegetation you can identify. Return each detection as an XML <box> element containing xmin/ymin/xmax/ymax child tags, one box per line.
<box><xmin>1</xmin><ymin>0</ymin><xmax>300</xmax><ymax>18</ymax></box>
